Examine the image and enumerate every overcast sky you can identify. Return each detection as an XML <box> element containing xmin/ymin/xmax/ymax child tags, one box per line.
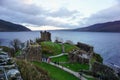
<box><xmin>0</xmin><ymin>0</ymin><xmax>120</xmax><ymax>30</ymax></box>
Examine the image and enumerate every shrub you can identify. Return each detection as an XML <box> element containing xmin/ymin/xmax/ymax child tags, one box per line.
<box><xmin>93</xmin><ymin>53</ymin><xmax>103</xmax><ymax>63</ymax></box>
<box><xmin>16</xmin><ymin>59</ymin><xmax>50</xmax><ymax>80</ymax></box>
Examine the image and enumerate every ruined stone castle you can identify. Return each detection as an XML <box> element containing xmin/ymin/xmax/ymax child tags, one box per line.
<box><xmin>40</xmin><ymin>31</ymin><xmax>51</xmax><ymax>41</ymax></box>
<box><xmin>69</xmin><ymin>42</ymin><xmax>94</xmax><ymax>64</ymax></box>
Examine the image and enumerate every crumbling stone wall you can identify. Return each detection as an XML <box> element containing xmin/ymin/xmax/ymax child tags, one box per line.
<box><xmin>76</xmin><ymin>42</ymin><xmax>93</xmax><ymax>53</ymax></box>
<box><xmin>40</xmin><ymin>31</ymin><xmax>51</xmax><ymax>41</ymax></box>
<box><xmin>24</xmin><ymin>45</ymin><xmax>42</xmax><ymax>61</ymax></box>
<box><xmin>68</xmin><ymin>50</ymin><xmax>90</xmax><ymax>64</ymax></box>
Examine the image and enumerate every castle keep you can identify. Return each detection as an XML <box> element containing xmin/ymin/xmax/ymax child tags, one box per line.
<box><xmin>40</xmin><ymin>31</ymin><xmax>51</xmax><ymax>41</ymax></box>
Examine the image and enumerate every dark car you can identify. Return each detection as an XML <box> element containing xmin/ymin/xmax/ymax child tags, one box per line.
<box><xmin>7</xmin><ymin>69</ymin><xmax>23</xmax><ymax>80</ymax></box>
<box><xmin>0</xmin><ymin>52</ymin><xmax>13</xmax><ymax>66</ymax></box>
<box><xmin>0</xmin><ymin>56</ymin><xmax>7</xmax><ymax>66</ymax></box>
<box><xmin>0</xmin><ymin>67</ymin><xmax>6</xmax><ymax>80</ymax></box>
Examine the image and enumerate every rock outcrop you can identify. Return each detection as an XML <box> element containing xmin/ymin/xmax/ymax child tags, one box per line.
<box><xmin>76</xmin><ymin>42</ymin><xmax>93</xmax><ymax>53</ymax></box>
<box><xmin>92</xmin><ymin>62</ymin><xmax>119</xmax><ymax>80</ymax></box>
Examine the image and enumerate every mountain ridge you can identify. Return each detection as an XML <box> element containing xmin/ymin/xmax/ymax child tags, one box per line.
<box><xmin>74</xmin><ymin>20</ymin><xmax>120</xmax><ymax>32</ymax></box>
<box><xmin>0</xmin><ymin>19</ymin><xmax>31</xmax><ymax>31</ymax></box>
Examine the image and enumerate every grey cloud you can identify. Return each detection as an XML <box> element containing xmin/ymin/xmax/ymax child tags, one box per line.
<box><xmin>0</xmin><ymin>0</ymin><xmax>46</xmax><ymax>15</ymax></box>
<box><xmin>48</xmin><ymin>8</ymin><xmax>80</xmax><ymax>17</ymax></box>
<box><xmin>82</xmin><ymin>4</ymin><xmax>120</xmax><ymax>27</ymax></box>
<box><xmin>0</xmin><ymin>6</ymin><xmax>74</xmax><ymax>28</ymax></box>
<box><xmin>116</xmin><ymin>0</ymin><xmax>120</xmax><ymax>3</ymax></box>
<box><xmin>0</xmin><ymin>0</ymin><xmax>81</xmax><ymax>29</ymax></box>
<box><xmin>2</xmin><ymin>0</ymin><xmax>120</xmax><ymax>29</ymax></box>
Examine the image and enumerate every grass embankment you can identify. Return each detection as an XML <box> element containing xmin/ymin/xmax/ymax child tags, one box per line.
<box><xmin>51</xmin><ymin>55</ymin><xmax>89</xmax><ymax>72</ymax></box>
<box><xmin>41</xmin><ymin>41</ymin><xmax>79</xmax><ymax>56</ymax></box>
<box><xmin>62</xmin><ymin>63</ymin><xmax>89</xmax><ymax>72</ymax></box>
<box><xmin>33</xmin><ymin>61</ymin><xmax>79</xmax><ymax>80</ymax></box>
<box><xmin>51</xmin><ymin>55</ymin><xmax>69</xmax><ymax>62</ymax></box>
<box><xmin>51</xmin><ymin>55</ymin><xmax>94</xmax><ymax>80</ymax></box>
<box><xmin>16</xmin><ymin>59</ymin><xmax>50</xmax><ymax>80</ymax></box>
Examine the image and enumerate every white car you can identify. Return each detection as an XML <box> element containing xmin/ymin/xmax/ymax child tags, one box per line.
<box><xmin>7</xmin><ymin>69</ymin><xmax>23</xmax><ymax>80</ymax></box>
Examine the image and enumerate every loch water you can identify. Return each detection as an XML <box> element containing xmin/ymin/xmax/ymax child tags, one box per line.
<box><xmin>0</xmin><ymin>31</ymin><xmax>120</xmax><ymax>67</ymax></box>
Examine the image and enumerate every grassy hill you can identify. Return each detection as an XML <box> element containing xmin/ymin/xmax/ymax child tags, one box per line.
<box><xmin>33</xmin><ymin>61</ymin><xmax>79</xmax><ymax>80</ymax></box>
<box><xmin>51</xmin><ymin>55</ymin><xmax>89</xmax><ymax>72</ymax></box>
<box><xmin>41</xmin><ymin>41</ymin><xmax>79</xmax><ymax>56</ymax></box>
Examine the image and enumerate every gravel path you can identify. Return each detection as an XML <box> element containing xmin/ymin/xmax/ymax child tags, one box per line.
<box><xmin>49</xmin><ymin>53</ymin><xmax>68</xmax><ymax>58</ymax></box>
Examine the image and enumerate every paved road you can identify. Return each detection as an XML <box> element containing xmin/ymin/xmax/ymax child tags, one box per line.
<box><xmin>49</xmin><ymin>62</ymin><xmax>87</xmax><ymax>80</ymax></box>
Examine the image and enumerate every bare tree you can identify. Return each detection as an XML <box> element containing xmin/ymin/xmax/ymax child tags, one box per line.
<box><xmin>10</xmin><ymin>39</ymin><xmax>22</xmax><ymax>53</ymax></box>
<box><xmin>0</xmin><ymin>40</ymin><xmax>1</xmax><ymax>46</ymax></box>
<box><xmin>54</xmin><ymin>37</ymin><xmax>63</xmax><ymax>43</ymax></box>
<box><xmin>65</xmin><ymin>40</ymin><xmax>74</xmax><ymax>45</ymax></box>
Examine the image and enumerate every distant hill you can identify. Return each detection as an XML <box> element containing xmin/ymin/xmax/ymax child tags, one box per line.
<box><xmin>0</xmin><ymin>19</ymin><xmax>31</xmax><ymax>31</ymax></box>
<box><xmin>74</xmin><ymin>20</ymin><xmax>120</xmax><ymax>32</ymax></box>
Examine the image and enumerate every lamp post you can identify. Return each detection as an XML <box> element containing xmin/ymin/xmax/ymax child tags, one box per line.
<box><xmin>62</xmin><ymin>43</ymin><xmax>65</xmax><ymax>53</ymax></box>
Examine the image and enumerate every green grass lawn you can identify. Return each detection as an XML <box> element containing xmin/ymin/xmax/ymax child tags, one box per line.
<box><xmin>51</xmin><ymin>55</ymin><xmax>69</xmax><ymax>62</ymax></box>
<box><xmin>64</xmin><ymin>44</ymin><xmax>79</xmax><ymax>53</ymax></box>
<box><xmin>41</xmin><ymin>41</ymin><xmax>62</xmax><ymax>56</ymax></box>
<box><xmin>41</xmin><ymin>41</ymin><xmax>79</xmax><ymax>56</ymax></box>
<box><xmin>51</xmin><ymin>55</ymin><xmax>89</xmax><ymax>72</ymax></box>
<box><xmin>62</xmin><ymin>63</ymin><xmax>89</xmax><ymax>72</ymax></box>
<box><xmin>33</xmin><ymin>61</ymin><xmax>79</xmax><ymax>80</ymax></box>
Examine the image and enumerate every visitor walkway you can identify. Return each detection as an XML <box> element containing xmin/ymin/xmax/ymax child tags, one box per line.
<box><xmin>49</xmin><ymin>62</ymin><xmax>87</xmax><ymax>80</ymax></box>
<box><xmin>49</xmin><ymin>53</ymin><xmax>68</xmax><ymax>58</ymax></box>
<box><xmin>47</xmin><ymin>53</ymin><xmax>87</xmax><ymax>80</ymax></box>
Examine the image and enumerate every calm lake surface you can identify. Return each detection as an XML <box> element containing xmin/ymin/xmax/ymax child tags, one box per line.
<box><xmin>0</xmin><ymin>31</ymin><xmax>120</xmax><ymax>67</ymax></box>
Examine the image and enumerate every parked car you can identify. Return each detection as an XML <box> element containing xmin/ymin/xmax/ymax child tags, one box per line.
<box><xmin>0</xmin><ymin>52</ymin><xmax>15</xmax><ymax>66</ymax></box>
<box><xmin>0</xmin><ymin>56</ymin><xmax>7</xmax><ymax>65</ymax></box>
<box><xmin>7</xmin><ymin>69</ymin><xmax>23</xmax><ymax>80</ymax></box>
<box><xmin>0</xmin><ymin>67</ymin><xmax>6</xmax><ymax>80</ymax></box>
<box><xmin>0</xmin><ymin>52</ymin><xmax>9</xmax><ymax>59</ymax></box>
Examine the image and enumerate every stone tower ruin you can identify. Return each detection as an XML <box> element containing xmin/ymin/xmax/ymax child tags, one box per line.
<box><xmin>40</xmin><ymin>31</ymin><xmax>51</xmax><ymax>41</ymax></box>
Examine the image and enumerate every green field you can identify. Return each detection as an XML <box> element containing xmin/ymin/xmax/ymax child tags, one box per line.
<box><xmin>62</xmin><ymin>63</ymin><xmax>89</xmax><ymax>72</ymax></box>
<box><xmin>33</xmin><ymin>61</ymin><xmax>79</xmax><ymax>80</ymax></box>
<box><xmin>41</xmin><ymin>41</ymin><xmax>79</xmax><ymax>56</ymax></box>
<box><xmin>51</xmin><ymin>55</ymin><xmax>69</xmax><ymax>62</ymax></box>
<box><xmin>51</xmin><ymin>55</ymin><xmax>89</xmax><ymax>72</ymax></box>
